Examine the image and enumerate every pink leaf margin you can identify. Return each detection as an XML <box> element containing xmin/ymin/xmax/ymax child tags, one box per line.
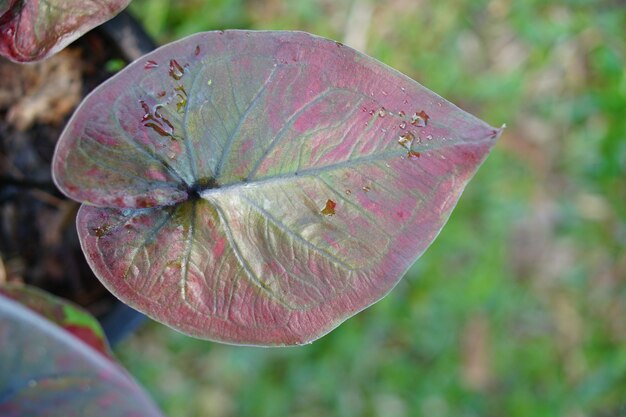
<box><xmin>0</xmin><ymin>0</ymin><xmax>131</xmax><ymax>63</ymax></box>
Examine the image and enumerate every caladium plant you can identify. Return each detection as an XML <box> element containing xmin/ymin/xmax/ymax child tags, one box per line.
<box><xmin>0</xmin><ymin>0</ymin><xmax>131</xmax><ymax>62</ymax></box>
<box><xmin>0</xmin><ymin>284</ymin><xmax>163</xmax><ymax>417</ymax></box>
<box><xmin>0</xmin><ymin>284</ymin><xmax>111</xmax><ymax>357</ymax></box>
<box><xmin>52</xmin><ymin>30</ymin><xmax>501</xmax><ymax>346</ymax></box>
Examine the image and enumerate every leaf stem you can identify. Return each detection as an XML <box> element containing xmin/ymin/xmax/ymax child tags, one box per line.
<box><xmin>0</xmin><ymin>175</ymin><xmax>61</xmax><ymax>196</ymax></box>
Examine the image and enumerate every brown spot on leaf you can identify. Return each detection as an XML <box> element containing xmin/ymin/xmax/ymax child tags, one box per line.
<box><xmin>411</xmin><ymin>110</ymin><xmax>429</xmax><ymax>127</ymax></box>
<box><xmin>136</xmin><ymin>198</ymin><xmax>155</xmax><ymax>208</ymax></box>
<box><xmin>398</xmin><ymin>132</ymin><xmax>415</xmax><ymax>150</ymax></box>
<box><xmin>139</xmin><ymin>99</ymin><xmax>180</xmax><ymax>141</ymax></box>
<box><xmin>91</xmin><ymin>224</ymin><xmax>111</xmax><ymax>238</ymax></box>
<box><xmin>174</xmin><ymin>85</ymin><xmax>188</xmax><ymax>114</ymax></box>
<box><xmin>321</xmin><ymin>199</ymin><xmax>336</xmax><ymax>216</ymax></box>
<box><xmin>168</xmin><ymin>59</ymin><xmax>185</xmax><ymax>80</ymax></box>
<box><xmin>166</xmin><ymin>260</ymin><xmax>183</xmax><ymax>270</ymax></box>
<box><xmin>407</xmin><ymin>150</ymin><xmax>421</xmax><ymax>160</ymax></box>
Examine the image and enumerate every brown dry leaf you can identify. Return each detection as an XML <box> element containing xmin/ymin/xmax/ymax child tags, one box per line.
<box><xmin>343</xmin><ymin>0</ymin><xmax>373</xmax><ymax>52</ymax></box>
<box><xmin>0</xmin><ymin>49</ymin><xmax>82</xmax><ymax>130</ymax></box>
<box><xmin>551</xmin><ymin>293</ymin><xmax>586</xmax><ymax>382</ymax></box>
<box><xmin>461</xmin><ymin>313</ymin><xmax>492</xmax><ymax>391</ymax></box>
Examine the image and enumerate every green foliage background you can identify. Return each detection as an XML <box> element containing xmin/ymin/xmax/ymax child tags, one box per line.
<box><xmin>116</xmin><ymin>1</ymin><xmax>626</xmax><ymax>416</ymax></box>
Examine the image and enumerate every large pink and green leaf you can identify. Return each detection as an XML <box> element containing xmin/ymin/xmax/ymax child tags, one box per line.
<box><xmin>0</xmin><ymin>0</ymin><xmax>130</xmax><ymax>63</ymax></box>
<box><xmin>53</xmin><ymin>30</ymin><xmax>501</xmax><ymax>346</ymax></box>
<box><xmin>0</xmin><ymin>290</ymin><xmax>163</xmax><ymax>417</ymax></box>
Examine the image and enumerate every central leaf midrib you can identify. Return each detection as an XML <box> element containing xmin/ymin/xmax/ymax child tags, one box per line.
<box><xmin>179</xmin><ymin>199</ymin><xmax>197</xmax><ymax>305</ymax></box>
<box><xmin>211</xmin><ymin>203</ymin><xmax>296</xmax><ymax>310</ymax></box>
<box><xmin>200</xmin><ymin>149</ymin><xmax>402</xmax><ymax>198</ymax></box>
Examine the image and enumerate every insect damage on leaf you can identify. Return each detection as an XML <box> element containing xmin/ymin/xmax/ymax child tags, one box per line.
<box><xmin>52</xmin><ymin>30</ymin><xmax>502</xmax><ymax>346</ymax></box>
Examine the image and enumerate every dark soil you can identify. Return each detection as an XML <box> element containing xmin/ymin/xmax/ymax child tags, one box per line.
<box><xmin>0</xmin><ymin>31</ymin><xmax>127</xmax><ymax>318</ymax></box>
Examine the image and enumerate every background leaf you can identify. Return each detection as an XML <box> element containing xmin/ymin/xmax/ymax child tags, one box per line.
<box><xmin>0</xmin><ymin>292</ymin><xmax>164</xmax><ymax>417</ymax></box>
<box><xmin>0</xmin><ymin>284</ymin><xmax>111</xmax><ymax>358</ymax></box>
<box><xmin>53</xmin><ymin>30</ymin><xmax>500</xmax><ymax>345</ymax></box>
<box><xmin>0</xmin><ymin>1</ymin><xmax>16</xmax><ymax>17</ymax></box>
<box><xmin>0</xmin><ymin>0</ymin><xmax>131</xmax><ymax>62</ymax></box>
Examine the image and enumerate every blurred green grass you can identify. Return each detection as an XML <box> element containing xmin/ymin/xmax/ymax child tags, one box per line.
<box><xmin>118</xmin><ymin>0</ymin><xmax>626</xmax><ymax>416</ymax></box>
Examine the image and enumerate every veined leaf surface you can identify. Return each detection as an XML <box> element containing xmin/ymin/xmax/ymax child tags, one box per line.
<box><xmin>53</xmin><ymin>30</ymin><xmax>501</xmax><ymax>346</ymax></box>
<box><xmin>0</xmin><ymin>0</ymin><xmax>130</xmax><ymax>62</ymax></box>
<box><xmin>0</xmin><ymin>292</ymin><xmax>163</xmax><ymax>416</ymax></box>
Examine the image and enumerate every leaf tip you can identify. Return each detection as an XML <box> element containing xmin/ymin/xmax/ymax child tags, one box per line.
<box><xmin>490</xmin><ymin>123</ymin><xmax>506</xmax><ymax>141</ymax></box>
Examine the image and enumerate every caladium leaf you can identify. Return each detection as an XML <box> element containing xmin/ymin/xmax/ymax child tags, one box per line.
<box><xmin>53</xmin><ymin>31</ymin><xmax>501</xmax><ymax>346</ymax></box>
<box><xmin>0</xmin><ymin>0</ymin><xmax>131</xmax><ymax>63</ymax></box>
<box><xmin>0</xmin><ymin>284</ymin><xmax>111</xmax><ymax>358</ymax></box>
<box><xmin>0</xmin><ymin>1</ymin><xmax>15</xmax><ymax>17</ymax></box>
<box><xmin>0</xmin><ymin>293</ymin><xmax>164</xmax><ymax>416</ymax></box>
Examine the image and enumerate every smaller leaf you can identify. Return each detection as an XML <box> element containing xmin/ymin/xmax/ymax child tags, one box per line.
<box><xmin>0</xmin><ymin>0</ymin><xmax>131</xmax><ymax>63</ymax></box>
<box><xmin>0</xmin><ymin>284</ymin><xmax>110</xmax><ymax>357</ymax></box>
<box><xmin>0</xmin><ymin>1</ymin><xmax>17</xmax><ymax>17</ymax></box>
<box><xmin>0</xmin><ymin>289</ymin><xmax>164</xmax><ymax>417</ymax></box>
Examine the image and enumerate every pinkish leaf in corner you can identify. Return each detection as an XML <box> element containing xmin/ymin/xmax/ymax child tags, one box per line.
<box><xmin>0</xmin><ymin>284</ymin><xmax>113</xmax><ymax>358</ymax></box>
<box><xmin>0</xmin><ymin>0</ymin><xmax>131</xmax><ymax>63</ymax></box>
<box><xmin>52</xmin><ymin>31</ymin><xmax>502</xmax><ymax>346</ymax></box>
<box><xmin>0</xmin><ymin>291</ymin><xmax>163</xmax><ymax>416</ymax></box>
<box><xmin>0</xmin><ymin>1</ymin><xmax>15</xmax><ymax>16</ymax></box>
